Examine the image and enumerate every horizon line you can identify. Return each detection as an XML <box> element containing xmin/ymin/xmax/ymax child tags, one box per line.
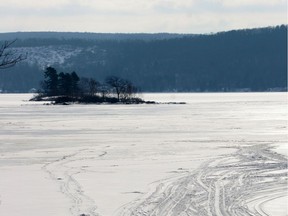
<box><xmin>0</xmin><ymin>24</ymin><xmax>286</xmax><ymax>35</ymax></box>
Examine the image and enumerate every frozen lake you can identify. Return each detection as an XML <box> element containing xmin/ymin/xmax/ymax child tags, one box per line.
<box><xmin>0</xmin><ymin>93</ymin><xmax>287</xmax><ymax>216</ymax></box>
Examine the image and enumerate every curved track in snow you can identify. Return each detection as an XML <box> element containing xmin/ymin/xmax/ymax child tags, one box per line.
<box><xmin>116</xmin><ymin>144</ymin><xmax>287</xmax><ymax>216</ymax></box>
<box><xmin>42</xmin><ymin>149</ymin><xmax>101</xmax><ymax>216</ymax></box>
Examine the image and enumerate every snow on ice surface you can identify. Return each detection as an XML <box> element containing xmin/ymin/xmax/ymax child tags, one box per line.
<box><xmin>0</xmin><ymin>93</ymin><xmax>287</xmax><ymax>216</ymax></box>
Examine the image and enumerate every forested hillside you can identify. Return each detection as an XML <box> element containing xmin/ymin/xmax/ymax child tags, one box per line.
<box><xmin>0</xmin><ymin>25</ymin><xmax>286</xmax><ymax>92</ymax></box>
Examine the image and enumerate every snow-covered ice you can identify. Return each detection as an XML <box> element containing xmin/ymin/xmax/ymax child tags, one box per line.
<box><xmin>0</xmin><ymin>93</ymin><xmax>287</xmax><ymax>216</ymax></box>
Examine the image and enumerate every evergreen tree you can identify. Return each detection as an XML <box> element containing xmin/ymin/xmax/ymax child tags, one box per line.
<box><xmin>71</xmin><ymin>71</ymin><xmax>80</xmax><ymax>96</ymax></box>
<box><xmin>43</xmin><ymin>67</ymin><xmax>58</xmax><ymax>96</ymax></box>
<box><xmin>58</xmin><ymin>72</ymin><xmax>72</xmax><ymax>96</ymax></box>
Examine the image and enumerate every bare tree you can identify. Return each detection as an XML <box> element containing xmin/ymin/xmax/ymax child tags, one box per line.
<box><xmin>88</xmin><ymin>78</ymin><xmax>99</xmax><ymax>96</ymax></box>
<box><xmin>106</xmin><ymin>76</ymin><xmax>138</xmax><ymax>101</ymax></box>
<box><xmin>79</xmin><ymin>77</ymin><xmax>100</xmax><ymax>96</ymax></box>
<box><xmin>105</xmin><ymin>76</ymin><xmax>124</xmax><ymax>101</ymax></box>
<box><xmin>98</xmin><ymin>83</ymin><xmax>110</xmax><ymax>99</ymax></box>
<box><xmin>121</xmin><ymin>80</ymin><xmax>138</xmax><ymax>100</ymax></box>
<box><xmin>0</xmin><ymin>40</ymin><xmax>26</xmax><ymax>69</ymax></box>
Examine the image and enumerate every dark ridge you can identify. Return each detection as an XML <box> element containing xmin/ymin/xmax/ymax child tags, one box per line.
<box><xmin>0</xmin><ymin>32</ymin><xmax>194</xmax><ymax>42</ymax></box>
<box><xmin>0</xmin><ymin>25</ymin><xmax>286</xmax><ymax>93</ymax></box>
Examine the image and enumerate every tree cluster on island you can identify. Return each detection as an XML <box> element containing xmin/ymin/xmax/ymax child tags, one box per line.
<box><xmin>31</xmin><ymin>67</ymin><xmax>149</xmax><ymax>104</ymax></box>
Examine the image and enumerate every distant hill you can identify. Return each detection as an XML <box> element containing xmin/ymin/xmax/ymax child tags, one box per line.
<box><xmin>0</xmin><ymin>32</ymin><xmax>192</xmax><ymax>41</ymax></box>
<box><xmin>0</xmin><ymin>25</ymin><xmax>287</xmax><ymax>93</ymax></box>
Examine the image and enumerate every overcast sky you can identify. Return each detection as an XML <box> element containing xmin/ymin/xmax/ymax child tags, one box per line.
<box><xmin>0</xmin><ymin>0</ymin><xmax>286</xmax><ymax>33</ymax></box>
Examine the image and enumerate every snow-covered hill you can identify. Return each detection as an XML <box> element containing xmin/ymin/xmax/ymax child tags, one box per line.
<box><xmin>12</xmin><ymin>46</ymin><xmax>83</xmax><ymax>68</ymax></box>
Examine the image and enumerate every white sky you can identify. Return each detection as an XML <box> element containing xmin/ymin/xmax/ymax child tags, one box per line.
<box><xmin>1</xmin><ymin>0</ymin><xmax>287</xmax><ymax>33</ymax></box>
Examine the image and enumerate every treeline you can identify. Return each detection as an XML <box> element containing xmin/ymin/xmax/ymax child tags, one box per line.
<box><xmin>36</xmin><ymin>67</ymin><xmax>141</xmax><ymax>104</ymax></box>
<box><xmin>0</xmin><ymin>32</ymin><xmax>190</xmax><ymax>43</ymax></box>
<box><xmin>1</xmin><ymin>25</ymin><xmax>287</xmax><ymax>92</ymax></box>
